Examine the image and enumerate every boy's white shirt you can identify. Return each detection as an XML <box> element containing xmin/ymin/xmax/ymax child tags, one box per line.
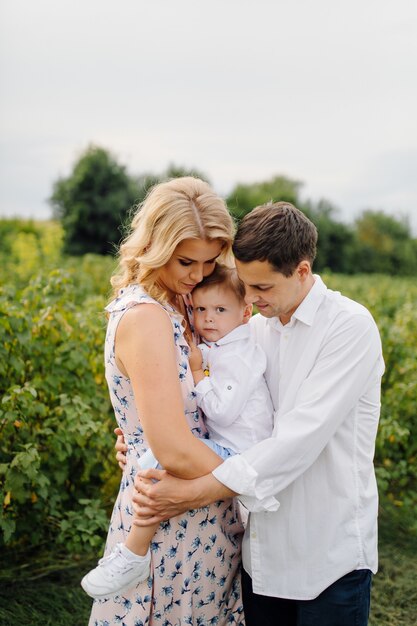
<box><xmin>212</xmin><ymin>275</ymin><xmax>384</xmax><ymax>600</ymax></box>
<box><xmin>195</xmin><ymin>324</ymin><xmax>274</xmax><ymax>453</ymax></box>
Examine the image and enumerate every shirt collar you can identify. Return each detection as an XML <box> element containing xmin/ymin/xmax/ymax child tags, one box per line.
<box><xmin>202</xmin><ymin>323</ymin><xmax>250</xmax><ymax>347</ymax></box>
<box><xmin>267</xmin><ymin>274</ymin><xmax>327</xmax><ymax>330</ymax></box>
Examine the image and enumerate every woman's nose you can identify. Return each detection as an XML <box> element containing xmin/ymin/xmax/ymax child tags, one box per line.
<box><xmin>190</xmin><ymin>265</ymin><xmax>204</xmax><ymax>283</ymax></box>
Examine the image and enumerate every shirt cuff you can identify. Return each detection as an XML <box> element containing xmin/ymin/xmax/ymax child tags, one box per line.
<box><xmin>212</xmin><ymin>455</ymin><xmax>280</xmax><ymax>513</ymax></box>
<box><xmin>195</xmin><ymin>376</ymin><xmax>212</xmax><ymax>400</ymax></box>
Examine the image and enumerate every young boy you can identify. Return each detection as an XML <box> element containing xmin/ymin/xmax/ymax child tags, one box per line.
<box><xmin>81</xmin><ymin>264</ymin><xmax>274</xmax><ymax>599</ymax></box>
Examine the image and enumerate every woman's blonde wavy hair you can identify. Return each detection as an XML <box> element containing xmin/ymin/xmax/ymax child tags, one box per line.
<box><xmin>111</xmin><ymin>177</ymin><xmax>235</xmax><ymax>302</ymax></box>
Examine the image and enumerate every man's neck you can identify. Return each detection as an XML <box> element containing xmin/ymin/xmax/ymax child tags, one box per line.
<box><xmin>278</xmin><ymin>274</ymin><xmax>315</xmax><ymax>325</ymax></box>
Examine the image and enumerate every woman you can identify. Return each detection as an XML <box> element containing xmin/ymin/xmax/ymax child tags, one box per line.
<box><xmin>88</xmin><ymin>177</ymin><xmax>244</xmax><ymax>626</ymax></box>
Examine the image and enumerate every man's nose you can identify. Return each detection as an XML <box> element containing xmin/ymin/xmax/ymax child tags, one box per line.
<box><xmin>244</xmin><ymin>287</ymin><xmax>258</xmax><ymax>305</ymax></box>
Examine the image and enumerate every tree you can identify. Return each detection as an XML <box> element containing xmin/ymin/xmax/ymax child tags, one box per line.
<box><xmin>304</xmin><ymin>199</ymin><xmax>355</xmax><ymax>273</ymax></box>
<box><xmin>51</xmin><ymin>149</ymin><xmax>210</xmax><ymax>254</ymax></box>
<box><xmin>226</xmin><ymin>175</ymin><xmax>355</xmax><ymax>272</ymax></box>
<box><xmin>50</xmin><ymin>146</ymin><xmax>140</xmax><ymax>255</ymax></box>
<box><xmin>226</xmin><ymin>175</ymin><xmax>302</xmax><ymax>221</ymax></box>
<box><xmin>352</xmin><ymin>210</ymin><xmax>417</xmax><ymax>275</ymax></box>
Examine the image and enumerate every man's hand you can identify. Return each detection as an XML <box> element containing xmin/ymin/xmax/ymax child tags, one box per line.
<box><xmin>114</xmin><ymin>427</ymin><xmax>128</xmax><ymax>470</ymax></box>
<box><xmin>132</xmin><ymin>468</ymin><xmax>235</xmax><ymax>526</ymax></box>
<box><xmin>132</xmin><ymin>469</ymin><xmax>201</xmax><ymax>525</ymax></box>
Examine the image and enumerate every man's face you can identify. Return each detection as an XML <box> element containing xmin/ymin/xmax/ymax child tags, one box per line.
<box><xmin>235</xmin><ymin>259</ymin><xmax>308</xmax><ymax>324</ymax></box>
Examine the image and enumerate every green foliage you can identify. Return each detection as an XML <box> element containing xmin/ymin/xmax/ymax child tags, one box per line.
<box><xmin>324</xmin><ymin>273</ymin><xmax>417</xmax><ymax>527</ymax></box>
<box><xmin>50</xmin><ymin>145</ymin><xmax>140</xmax><ymax>255</ymax></box>
<box><xmin>227</xmin><ymin>175</ymin><xmax>302</xmax><ymax>221</ymax></box>
<box><xmin>0</xmin><ymin>219</ymin><xmax>63</xmax><ymax>284</ymax></box>
<box><xmin>226</xmin><ymin>175</ymin><xmax>417</xmax><ymax>276</ymax></box>
<box><xmin>50</xmin><ymin>146</ymin><xmax>211</xmax><ymax>255</ymax></box>
<box><xmin>0</xmin><ymin>267</ymin><xmax>114</xmax><ymax>555</ymax></box>
<box><xmin>0</xmin><ymin>567</ymin><xmax>94</xmax><ymax>625</ymax></box>
<box><xmin>58</xmin><ymin>498</ymin><xmax>110</xmax><ymax>552</ymax></box>
<box><xmin>226</xmin><ymin>175</ymin><xmax>357</xmax><ymax>273</ymax></box>
<box><xmin>1</xmin><ymin>217</ymin><xmax>416</xmax><ymax>576</ymax></box>
<box><xmin>368</xmin><ymin>515</ymin><xmax>417</xmax><ymax>625</ymax></box>
<box><xmin>49</xmin><ymin>156</ymin><xmax>417</xmax><ymax>275</ymax></box>
<box><xmin>352</xmin><ymin>210</ymin><xmax>417</xmax><ymax>275</ymax></box>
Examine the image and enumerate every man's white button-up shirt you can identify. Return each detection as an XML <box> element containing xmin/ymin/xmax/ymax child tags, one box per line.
<box><xmin>212</xmin><ymin>276</ymin><xmax>384</xmax><ymax>600</ymax></box>
<box><xmin>195</xmin><ymin>324</ymin><xmax>274</xmax><ymax>453</ymax></box>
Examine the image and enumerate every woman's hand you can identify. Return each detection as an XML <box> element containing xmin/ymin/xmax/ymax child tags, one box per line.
<box><xmin>114</xmin><ymin>427</ymin><xmax>128</xmax><ymax>470</ymax></box>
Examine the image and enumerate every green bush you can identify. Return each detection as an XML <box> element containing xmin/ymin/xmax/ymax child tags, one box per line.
<box><xmin>0</xmin><ymin>220</ymin><xmax>64</xmax><ymax>290</ymax></box>
<box><xmin>0</xmin><ymin>269</ymin><xmax>114</xmax><ymax>554</ymax></box>
<box><xmin>1</xmin><ymin>230</ymin><xmax>416</xmax><ymax>571</ymax></box>
<box><xmin>324</xmin><ymin>273</ymin><xmax>417</xmax><ymax>528</ymax></box>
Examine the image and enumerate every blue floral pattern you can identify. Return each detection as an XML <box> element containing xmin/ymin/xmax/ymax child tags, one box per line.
<box><xmin>89</xmin><ymin>285</ymin><xmax>244</xmax><ymax>625</ymax></box>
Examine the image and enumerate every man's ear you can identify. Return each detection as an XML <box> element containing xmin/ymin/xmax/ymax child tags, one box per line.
<box><xmin>243</xmin><ymin>303</ymin><xmax>253</xmax><ymax>323</ymax></box>
<box><xmin>297</xmin><ymin>260</ymin><xmax>311</xmax><ymax>281</ymax></box>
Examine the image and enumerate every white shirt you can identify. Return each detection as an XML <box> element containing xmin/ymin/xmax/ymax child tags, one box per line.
<box><xmin>212</xmin><ymin>276</ymin><xmax>384</xmax><ymax>600</ymax></box>
<box><xmin>195</xmin><ymin>324</ymin><xmax>274</xmax><ymax>453</ymax></box>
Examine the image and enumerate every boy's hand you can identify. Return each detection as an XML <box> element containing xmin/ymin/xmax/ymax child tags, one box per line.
<box><xmin>189</xmin><ymin>343</ymin><xmax>203</xmax><ymax>372</ymax></box>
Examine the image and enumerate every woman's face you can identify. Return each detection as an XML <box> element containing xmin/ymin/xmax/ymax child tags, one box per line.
<box><xmin>157</xmin><ymin>238</ymin><xmax>223</xmax><ymax>300</ymax></box>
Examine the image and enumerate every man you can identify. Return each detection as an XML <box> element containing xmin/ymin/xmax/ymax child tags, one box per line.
<box><xmin>130</xmin><ymin>202</ymin><xmax>384</xmax><ymax>626</ymax></box>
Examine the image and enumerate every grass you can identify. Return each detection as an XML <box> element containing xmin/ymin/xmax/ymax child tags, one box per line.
<box><xmin>1</xmin><ymin>516</ymin><xmax>416</xmax><ymax>626</ymax></box>
<box><xmin>369</xmin><ymin>511</ymin><xmax>417</xmax><ymax>626</ymax></box>
<box><xmin>0</xmin><ymin>563</ymin><xmax>94</xmax><ymax>626</ymax></box>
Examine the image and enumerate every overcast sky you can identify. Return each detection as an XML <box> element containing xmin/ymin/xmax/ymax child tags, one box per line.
<box><xmin>1</xmin><ymin>0</ymin><xmax>417</xmax><ymax>232</ymax></box>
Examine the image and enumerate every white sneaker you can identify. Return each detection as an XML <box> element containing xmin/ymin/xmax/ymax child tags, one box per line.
<box><xmin>81</xmin><ymin>543</ymin><xmax>151</xmax><ymax>599</ymax></box>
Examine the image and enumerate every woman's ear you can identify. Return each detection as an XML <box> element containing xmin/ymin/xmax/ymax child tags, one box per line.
<box><xmin>242</xmin><ymin>303</ymin><xmax>253</xmax><ymax>324</ymax></box>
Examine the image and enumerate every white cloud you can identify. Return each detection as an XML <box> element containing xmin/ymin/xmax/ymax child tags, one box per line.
<box><xmin>1</xmin><ymin>0</ymin><xmax>416</xmax><ymax>231</ymax></box>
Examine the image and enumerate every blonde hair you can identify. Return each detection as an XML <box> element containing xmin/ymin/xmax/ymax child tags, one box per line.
<box><xmin>111</xmin><ymin>177</ymin><xmax>235</xmax><ymax>301</ymax></box>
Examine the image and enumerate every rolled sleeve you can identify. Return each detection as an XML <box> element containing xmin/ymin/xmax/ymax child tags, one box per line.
<box><xmin>195</xmin><ymin>376</ymin><xmax>212</xmax><ymax>398</ymax></box>
<box><xmin>212</xmin><ymin>455</ymin><xmax>280</xmax><ymax>512</ymax></box>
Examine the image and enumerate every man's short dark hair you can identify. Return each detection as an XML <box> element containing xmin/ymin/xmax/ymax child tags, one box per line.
<box><xmin>232</xmin><ymin>202</ymin><xmax>318</xmax><ymax>277</ymax></box>
<box><xmin>193</xmin><ymin>263</ymin><xmax>246</xmax><ymax>303</ymax></box>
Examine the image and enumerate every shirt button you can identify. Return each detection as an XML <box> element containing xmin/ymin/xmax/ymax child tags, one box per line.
<box><xmin>227</xmin><ymin>385</ymin><xmax>232</xmax><ymax>390</ymax></box>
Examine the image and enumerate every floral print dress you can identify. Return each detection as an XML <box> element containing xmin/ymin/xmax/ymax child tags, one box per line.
<box><xmin>89</xmin><ymin>285</ymin><xmax>245</xmax><ymax>626</ymax></box>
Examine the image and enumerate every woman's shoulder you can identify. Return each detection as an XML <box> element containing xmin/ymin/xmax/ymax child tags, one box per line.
<box><xmin>117</xmin><ymin>301</ymin><xmax>173</xmax><ymax>345</ymax></box>
<box><xmin>106</xmin><ymin>284</ymin><xmax>184</xmax><ymax>338</ymax></box>
<box><xmin>105</xmin><ymin>284</ymin><xmax>158</xmax><ymax>314</ymax></box>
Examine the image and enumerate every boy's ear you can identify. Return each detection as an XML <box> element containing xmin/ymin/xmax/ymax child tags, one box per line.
<box><xmin>243</xmin><ymin>303</ymin><xmax>253</xmax><ymax>323</ymax></box>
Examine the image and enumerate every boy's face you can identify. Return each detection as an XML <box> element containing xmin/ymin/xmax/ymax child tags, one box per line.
<box><xmin>192</xmin><ymin>285</ymin><xmax>250</xmax><ymax>343</ymax></box>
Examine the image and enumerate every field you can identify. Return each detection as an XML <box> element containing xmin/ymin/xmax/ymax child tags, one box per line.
<box><xmin>0</xmin><ymin>220</ymin><xmax>416</xmax><ymax>624</ymax></box>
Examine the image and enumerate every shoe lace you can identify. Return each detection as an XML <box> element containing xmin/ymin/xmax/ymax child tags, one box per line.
<box><xmin>97</xmin><ymin>544</ymin><xmax>131</xmax><ymax>579</ymax></box>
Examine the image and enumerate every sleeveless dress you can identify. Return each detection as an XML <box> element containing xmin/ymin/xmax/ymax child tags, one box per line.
<box><xmin>89</xmin><ymin>285</ymin><xmax>245</xmax><ymax>626</ymax></box>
